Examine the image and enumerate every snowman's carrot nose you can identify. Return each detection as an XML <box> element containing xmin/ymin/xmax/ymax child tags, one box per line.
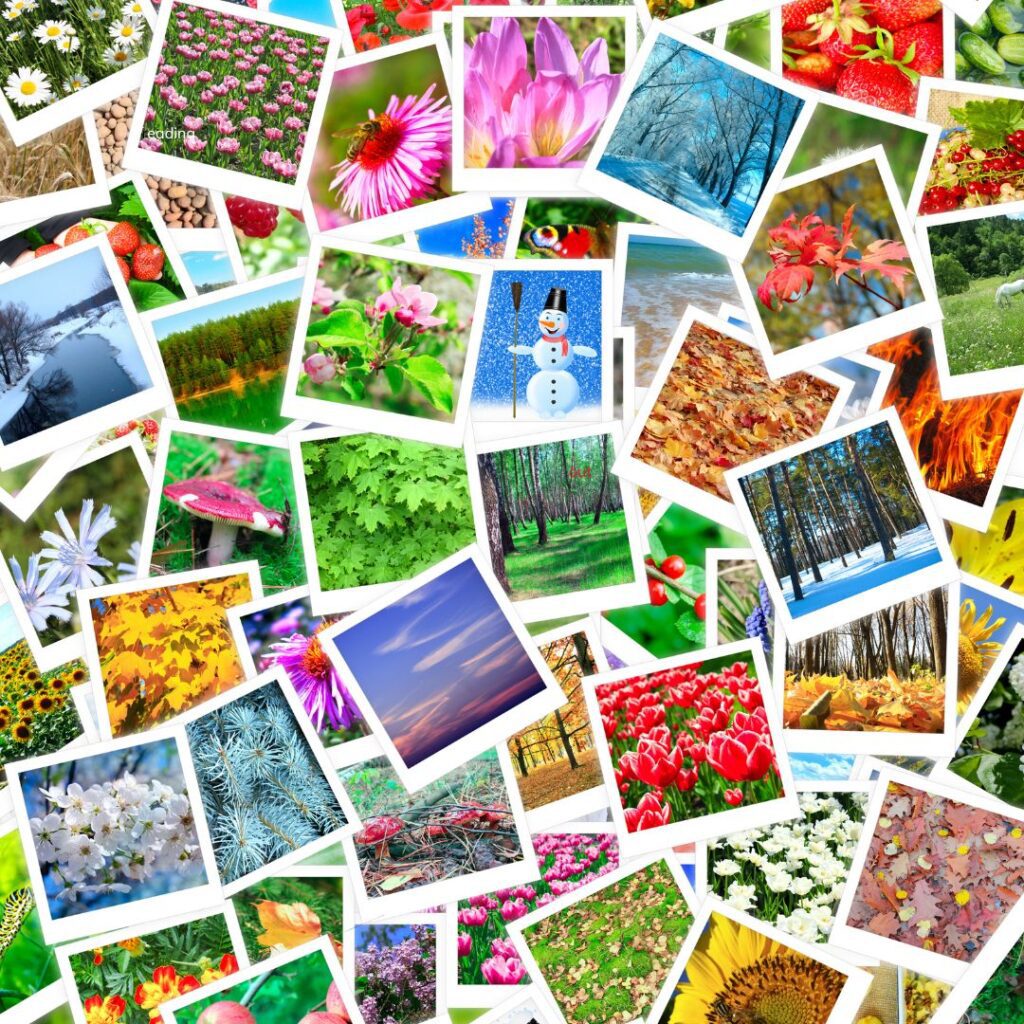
<box><xmin>541</xmin><ymin>319</ymin><xmax>556</xmax><ymax>329</ymax></box>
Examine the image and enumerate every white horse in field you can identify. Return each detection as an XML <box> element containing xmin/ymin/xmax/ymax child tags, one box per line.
<box><xmin>996</xmin><ymin>279</ymin><xmax>1024</xmax><ymax>309</ymax></box>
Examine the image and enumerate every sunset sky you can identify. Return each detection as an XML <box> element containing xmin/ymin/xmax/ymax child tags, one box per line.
<box><xmin>330</xmin><ymin>557</ymin><xmax>546</xmax><ymax>767</ymax></box>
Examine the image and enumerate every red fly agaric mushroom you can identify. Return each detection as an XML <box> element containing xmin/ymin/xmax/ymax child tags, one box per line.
<box><xmin>355</xmin><ymin>816</ymin><xmax>404</xmax><ymax>858</ymax></box>
<box><xmin>162</xmin><ymin>478</ymin><xmax>288</xmax><ymax>567</ymax></box>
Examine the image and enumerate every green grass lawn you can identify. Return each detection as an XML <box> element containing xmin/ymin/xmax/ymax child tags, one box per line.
<box><xmin>504</xmin><ymin>510</ymin><xmax>634</xmax><ymax>601</ymax></box>
<box><xmin>941</xmin><ymin>275</ymin><xmax>1024</xmax><ymax>375</ymax></box>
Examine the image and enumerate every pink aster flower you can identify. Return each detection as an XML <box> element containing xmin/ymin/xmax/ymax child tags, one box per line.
<box><xmin>373</xmin><ymin>278</ymin><xmax>445</xmax><ymax>332</ymax></box>
<box><xmin>263</xmin><ymin>629</ymin><xmax>361</xmax><ymax>731</ymax></box>
<box><xmin>463</xmin><ymin>16</ymin><xmax>622</xmax><ymax>169</ymax></box>
<box><xmin>330</xmin><ymin>82</ymin><xmax>450</xmax><ymax>221</ymax></box>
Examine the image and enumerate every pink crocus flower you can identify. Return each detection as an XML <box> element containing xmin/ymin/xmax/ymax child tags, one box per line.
<box><xmin>373</xmin><ymin>278</ymin><xmax>445</xmax><ymax>331</ymax></box>
<box><xmin>463</xmin><ymin>17</ymin><xmax>622</xmax><ymax>170</ymax></box>
<box><xmin>480</xmin><ymin>956</ymin><xmax>526</xmax><ymax>985</ymax></box>
<box><xmin>457</xmin><ymin>933</ymin><xmax>472</xmax><ymax>957</ymax></box>
<box><xmin>304</xmin><ymin>353</ymin><xmax>336</xmax><ymax>383</ymax></box>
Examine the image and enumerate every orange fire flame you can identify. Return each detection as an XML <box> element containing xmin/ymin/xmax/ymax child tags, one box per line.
<box><xmin>869</xmin><ymin>331</ymin><xmax>1021</xmax><ymax>499</ymax></box>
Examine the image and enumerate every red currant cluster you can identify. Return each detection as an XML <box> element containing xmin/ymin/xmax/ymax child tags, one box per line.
<box><xmin>920</xmin><ymin>133</ymin><xmax>1024</xmax><ymax>215</ymax></box>
<box><xmin>645</xmin><ymin>554</ymin><xmax>707</xmax><ymax>620</ymax></box>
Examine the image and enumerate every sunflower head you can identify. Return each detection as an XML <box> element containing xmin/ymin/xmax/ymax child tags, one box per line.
<box><xmin>12</xmin><ymin>723</ymin><xmax>31</xmax><ymax>743</ymax></box>
<box><xmin>958</xmin><ymin>598</ymin><xmax>1006</xmax><ymax>703</ymax></box>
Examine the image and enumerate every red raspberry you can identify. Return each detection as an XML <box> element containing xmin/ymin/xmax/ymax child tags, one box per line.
<box><xmin>140</xmin><ymin>418</ymin><xmax>159</xmax><ymax>437</ymax></box>
<box><xmin>225</xmin><ymin>195</ymin><xmax>279</xmax><ymax>238</ymax></box>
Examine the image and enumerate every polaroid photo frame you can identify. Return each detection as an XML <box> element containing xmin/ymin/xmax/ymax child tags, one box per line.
<box><xmin>450</xmin><ymin>7</ymin><xmax>639</xmax><ymax>193</ymax></box>
<box><xmin>54</xmin><ymin>906</ymin><xmax>248</xmax><ymax>1024</ymax></box>
<box><xmin>467</xmin><ymin>423</ymin><xmax>648</xmax><ymax>620</ymax></box>
<box><xmin>725</xmin><ymin>407</ymin><xmax>959</xmax><ymax>645</ymax></box>
<box><xmin>0</xmin><ymin>2</ymin><xmax>157</xmax><ymax>147</ymax></box>
<box><xmin>287</xmin><ymin>424</ymin><xmax>479</xmax><ymax>614</ymax></box>
<box><xmin>281</xmin><ymin>238</ymin><xmax>490</xmax><ymax>445</ymax></box>
<box><xmin>704</xmin><ymin>546</ymin><xmax>759</xmax><ymax>648</ymax></box>
<box><xmin>930</xmin><ymin>621</ymin><xmax>1024</xmax><ymax>794</ymax></box>
<box><xmin>343</xmin><ymin>910</ymin><xmax>448</xmax><ymax>1024</ymax></box>
<box><xmin>668</xmin><ymin>0</ymin><xmax>787</xmax><ymax>36</ymax></box>
<box><xmin>458</xmin><ymin>988</ymin><xmax>561</xmax><ymax>1024</ymax></box>
<box><xmin>339</xmin><ymin>743</ymin><xmax>538</xmax><ymax>921</ymax></box>
<box><xmin>598</xmin><ymin>614</ymin><xmax>658</xmax><ymax>668</ymax></box>
<box><xmin>5</xmin><ymin>725</ymin><xmax>221</xmax><ymax>944</ymax></box>
<box><xmin>917</xmin><ymin>207</ymin><xmax>1024</xmax><ymax>400</ymax></box>
<box><xmin>140</xmin><ymin>266</ymin><xmax>305</xmax><ymax>429</ymax></box>
<box><xmin>137</xmin><ymin>417</ymin><xmax>301</xmax><ymax>583</ymax></box>
<box><xmin>316</xmin><ymin>35</ymin><xmax>491</xmax><ymax>242</ymax></box>
<box><xmin>773</xmin><ymin>579</ymin><xmax>961</xmax><ymax>758</ymax></box>
<box><xmin>614</xmin><ymin>306</ymin><xmax>850</xmax><ymax>532</ymax></box>
<box><xmin>0</xmin><ymin>115</ymin><xmax>109</xmax><ymax>227</ymax></box>
<box><xmin>829</xmin><ymin>764</ymin><xmax>1024</xmax><ymax>984</ymax></box>
<box><xmin>123</xmin><ymin>0</ymin><xmax>343</xmax><ymax>207</ymax></box>
<box><xmin>444</xmin><ymin>822</ymin><xmax>617</xmax><ymax>1009</ymax></box>
<box><xmin>0</xmin><ymin>814</ymin><xmax>65</xmax><ymax>1024</ymax></box>
<box><xmin>160</xmin><ymin>936</ymin><xmax>362</xmax><ymax>1024</ymax></box>
<box><xmin>320</xmin><ymin>545</ymin><xmax>566</xmax><ymax>792</ymax></box>
<box><xmin>583</xmin><ymin>639</ymin><xmax>801</xmax><ymax>857</ymax></box>
<box><xmin>174</xmin><ymin>668</ymin><xmax>362</xmax><ymax>897</ymax></box>
<box><xmin>505</xmin><ymin>851</ymin><xmax>697</xmax><ymax>1024</ymax></box>
<box><xmin>518</xmin><ymin>619</ymin><xmax>611</xmax><ymax>833</ymax></box>
<box><xmin>0</xmin><ymin>431</ymin><xmax>153</xmax><ymax>671</ymax></box>
<box><xmin>910</xmin><ymin>77</ymin><xmax>1024</xmax><ymax>227</ymax></box>
<box><xmin>0</xmin><ymin>235</ymin><xmax>171</xmax><ymax>470</ymax></box>
<box><xmin>733</xmin><ymin>146</ymin><xmax>943</xmax><ymax>379</ymax></box>
<box><xmin>227</xmin><ymin>862</ymin><xmax>352</xmax><ymax>970</ymax></box>
<box><xmin>78</xmin><ymin>560</ymin><xmax>264</xmax><ymax>740</ymax></box>
<box><xmin>224</xmin><ymin>584</ymin><xmax>383</xmax><ymax>769</ymax></box>
<box><xmin>578</xmin><ymin>22</ymin><xmax>816</xmax><ymax>263</ymax></box>
<box><xmin>644</xmin><ymin>895</ymin><xmax>873</xmax><ymax>1024</ymax></box>
<box><xmin>468</xmin><ymin>258</ymin><xmax>614</xmax><ymax>441</ymax></box>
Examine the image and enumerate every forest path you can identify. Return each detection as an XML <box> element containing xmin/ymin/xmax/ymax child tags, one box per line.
<box><xmin>779</xmin><ymin>523</ymin><xmax>943</xmax><ymax>618</ymax></box>
<box><xmin>505</xmin><ymin>510</ymin><xmax>634</xmax><ymax>600</ymax></box>
<box><xmin>515</xmin><ymin>747</ymin><xmax>602</xmax><ymax>812</ymax></box>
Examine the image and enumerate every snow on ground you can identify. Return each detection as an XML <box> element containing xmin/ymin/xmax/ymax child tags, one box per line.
<box><xmin>89</xmin><ymin>304</ymin><xmax>152</xmax><ymax>388</ymax></box>
<box><xmin>778</xmin><ymin>523</ymin><xmax>943</xmax><ymax>618</ymax></box>
<box><xmin>0</xmin><ymin>349</ymin><xmax>48</xmax><ymax>425</ymax></box>
<box><xmin>596</xmin><ymin>156</ymin><xmax>742</xmax><ymax>233</ymax></box>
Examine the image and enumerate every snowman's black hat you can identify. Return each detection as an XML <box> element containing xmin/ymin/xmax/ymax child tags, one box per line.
<box><xmin>543</xmin><ymin>287</ymin><xmax>567</xmax><ymax>313</ymax></box>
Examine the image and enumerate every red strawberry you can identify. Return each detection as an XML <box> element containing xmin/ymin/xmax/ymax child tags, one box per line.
<box><xmin>63</xmin><ymin>224</ymin><xmax>90</xmax><ymax>244</ymax></box>
<box><xmin>783</xmin><ymin>69</ymin><xmax>825</xmax><ymax>88</ymax></box>
<box><xmin>106</xmin><ymin>221</ymin><xmax>141</xmax><ymax>257</ymax></box>
<box><xmin>783</xmin><ymin>0</ymin><xmax>833</xmax><ymax>32</ymax></box>
<box><xmin>131</xmin><ymin>244</ymin><xmax>164</xmax><ymax>281</ymax></box>
<box><xmin>893</xmin><ymin>21</ymin><xmax>943</xmax><ymax>76</ymax></box>
<box><xmin>116</xmin><ymin>257</ymin><xmax>131</xmax><ymax>283</ymax></box>
<box><xmin>114</xmin><ymin>423</ymin><xmax>134</xmax><ymax>437</ymax></box>
<box><xmin>140</xmin><ymin>418</ymin><xmax>159</xmax><ymax>437</ymax></box>
<box><xmin>34</xmin><ymin>243</ymin><xmax>60</xmax><ymax>257</ymax></box>
<box><xmin>867</xmin><ymin>0</ymin><xmax>942</xmax><ymax>32</ymax></box>
<box><xmin>789</xmin><ymin>52</ymin><xmax>841</xmax><ymax>88</ymax></box>
<box><xmin>835</xmin><ymin>57</ymin><xmax>916</xmax><ymax>113</ymax></box>
<box><xmin>810</xmin><ymin>0</ymin><xmax>874</xmax><ymax>63</ymax></box>
<box><xmin>224</xmin><ymin>195</ymin><xmax>279</xmax><ymax>238</ymax></box>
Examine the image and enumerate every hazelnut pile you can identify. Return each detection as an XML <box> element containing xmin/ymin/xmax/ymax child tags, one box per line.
<box><xmin>145</xmin><ymin>176</ymin><xmax>218</xmax><ymax>229</ymax></box>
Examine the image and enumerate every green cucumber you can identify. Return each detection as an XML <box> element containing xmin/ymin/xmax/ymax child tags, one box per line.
<box><xmin>999</xmin><ymin>33</ymin><xmax>1024</xmax><ymax>64</ymax></box>
<box><xmin>961</xmin><ymin>31</ymin><xmax>1008</xmax><ymax>75</ymax></box>
<box><xmin>969</xmin><ymin>8</ymin><xmax>996</xmax><ymax>37</ymax></box>
<box><xmin>989</xmin><ymin>1</ymin><xmax>1024</xmax><ymax>35</ymax></box>
<box><xmin>955</xmin><ymin>51</ymin><xmax>973</xmax><ymax>76</ymax></box>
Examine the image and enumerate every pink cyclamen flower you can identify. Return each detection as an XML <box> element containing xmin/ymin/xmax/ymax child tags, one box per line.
<box><xmin>457</xmin><ymin>933</ymin><xmax>472</xmax><ymax>957</ymax></box>
<box><xmin>330</xmin><ymin>82</ymin><xmax>450</xmax><ymax>222</ymax></box>
<box><xmin>480</xmin><ymin>956</ymin><xmax>526</xmax><ymax>986</ymax></box>
<box><xmin>373</xmin><ymin>278</ymin><xmax>445</xmax><ymax>332</ymax></box>
<box><xmin>216</xmin><ymin>137</ymin><xmax>240</xmax><ymax>154</ymax></box>
<box><xmin>304</xmin><ymin>353</ymin><xmax>336</xmax><ymax>383</ymax></box>
<box><xmin>463</xmin><ymin>16</ymin><xmax>622</xmax><ymax>169</ymax></box>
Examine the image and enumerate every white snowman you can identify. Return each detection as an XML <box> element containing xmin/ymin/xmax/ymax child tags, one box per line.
<box><xmin>508</xmin><ymin>287</ymin><xmax>596</xmax><ymax>419</ymax></box>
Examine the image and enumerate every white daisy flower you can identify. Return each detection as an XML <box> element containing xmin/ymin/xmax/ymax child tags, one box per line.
<box><xmin>56</xmin><ymin>33</ymin><xmax>80</xmax><ymax>53</ymax></box>
<box><xmin>4</xmin><ymin>66</ymin><xmax>51</xmax><ymax>107</ymax></box>
<box><xmin>63</xmin><ymin>74</ymin><xmax>89</xmax><ymax>91</ymax></box>
<box><xmin>1</xmin><ymin>7</ymin><xmax>22</xmax><ymax>19</ymax></box>
<box><xmin>33</xmin><ymin>18</ymin><xmax>71</xmax><ymax>42</ymax></box>
<box><xmin>5</xmin><ymin>29</ymin><xmax>20</xmax><ymax>39</ymax></box>
<box><xmin>121</xmin><ymin>0</ymin><xmax>144</xmax><ymax>14</ymax></box>
<box><xmin>107</xmin><ymin>17</ymin><xmax>143</xmax><ymax>45</ymax></box>
<box><xmin>102</xmin><ymin>44</ymin><xmax>132</xmax><ymax>65</ymax></box>
<box><xmin>85</xmin><ymin>3</ymin><xmax>104</xmax><ymax>18</ymax></box>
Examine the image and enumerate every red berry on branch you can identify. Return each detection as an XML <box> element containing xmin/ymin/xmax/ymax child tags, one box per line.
<box><xmin>648</xmin><ymin>580</ymin><xmax>668</xmax><ymax>607</ymax></box>
<box><xmin>694</xmin><ymin>594</ymin><xmax>707</xmax><ymax>621</ymax></box>
<box><xmin>660</xmin><ymin>555</ymin><xmax>686</xmax><ymax>579</ymax></box>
